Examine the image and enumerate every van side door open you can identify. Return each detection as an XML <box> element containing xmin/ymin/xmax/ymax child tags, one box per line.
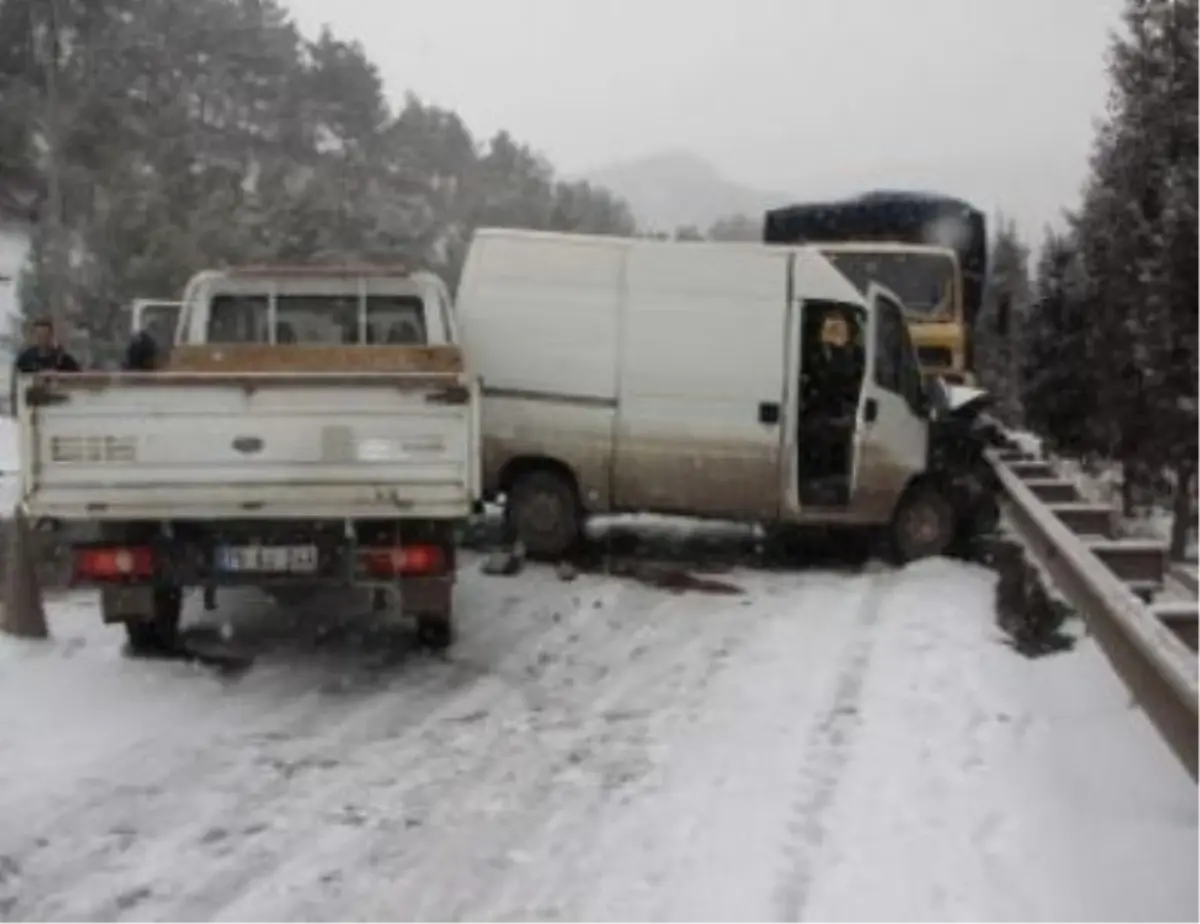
<box><xmin>851</xmin><ymin>282</ymin><xmax>930</xmax><ymax>519</ymax></box>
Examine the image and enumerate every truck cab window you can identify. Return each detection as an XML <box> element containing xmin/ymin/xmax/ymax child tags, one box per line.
<box><xmin>276</xmin><ymin>295</ymin><xmax>359</xmax><ymax>344</ymax></box>
<box><xmin>367</xmin><ymin>295</ymin><xmax>427</xmax><ymax>345</ymax></box>
<box><xmin>208</xmin><ymin>295</ymin><xmax>268</xmax><ymax>343</ymax></box>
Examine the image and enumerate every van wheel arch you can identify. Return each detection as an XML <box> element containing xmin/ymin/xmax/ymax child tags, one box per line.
<box><xmin>499</xmin><ymin>456</ymin><xmax>585</xmax><ymax>561</ymax></box>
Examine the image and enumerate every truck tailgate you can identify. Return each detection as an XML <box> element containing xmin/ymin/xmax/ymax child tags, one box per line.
<box><xmin>18</xmin><ymin>372</ymin><xmax>479</xmax><ymax>520</ymax></box>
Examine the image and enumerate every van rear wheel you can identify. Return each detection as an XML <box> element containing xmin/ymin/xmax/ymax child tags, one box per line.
<box><xmin>889</xmin><ymin>485</ymin><xmax>957</xmax><ymax>563</ymax></box>
<box><xmin>506</xmin><ymin>469</ymin><xmax>583</xmax><ymax>561</ymax></box>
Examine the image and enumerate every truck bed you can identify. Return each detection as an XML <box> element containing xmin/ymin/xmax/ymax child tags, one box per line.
<box><xmin>17</xmin><ymin>371</ymin><xmax>479</xmax><ymax>521</ymax></box>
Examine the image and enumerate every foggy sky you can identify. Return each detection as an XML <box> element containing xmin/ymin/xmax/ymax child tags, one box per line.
<box><xmin>285</xmin><ymin>0</ymin><xmax>1125</xmax><ymax>240</ymax></box>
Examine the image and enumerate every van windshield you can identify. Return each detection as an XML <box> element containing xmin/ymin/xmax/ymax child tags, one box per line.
<box><xmin>207</xmin><ymin>294</ymin><xmax>428</xmax><ymax>345</ymax></box>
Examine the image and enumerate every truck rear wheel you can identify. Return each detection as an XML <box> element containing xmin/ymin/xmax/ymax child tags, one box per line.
<box><xmin>889</xmin><ymin>484</ymin><xmax>957</xmax><ymax>564</ymax></box>
<box><xmin>121</xmin><ymin>587</ymin><xmax>183</xmax><ymax>655</ymax></box>
<box><xmin>415</xmin><ymin>611</ymin><xmax>455</xmax><ymax>651</ymax></box>
<box><xmin>505</xmin><ymin>469</ymin><xmax>583</xmax><ymax>561</ymax></box>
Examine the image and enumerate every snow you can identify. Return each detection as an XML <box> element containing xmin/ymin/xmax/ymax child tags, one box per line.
<box><xmin>0</xmin><ymin>555</ymin><xmax>1194</xmax><ymax>921</ymax></box>
<box><xmin>1008</xmin><ymin>428</ymin><xmax>1045</xmax><ymax>459</ymax></box>
<box><xmin>0</xmin><ymin>417</ymin><xmax>1194</xmax><ymax>920</ymax></box>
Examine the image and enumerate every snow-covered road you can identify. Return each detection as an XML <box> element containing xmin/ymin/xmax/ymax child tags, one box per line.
<box><xmin>0</xmin><ymin>544</ymin><xmax>1194</xmax><ymax>922</ymax></box>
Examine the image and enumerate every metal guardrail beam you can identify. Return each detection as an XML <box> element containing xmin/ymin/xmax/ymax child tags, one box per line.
<box><xmin>989</xmin><ymin>450</ymin><xmax>1199</xmax><ymax>781</ymax></box>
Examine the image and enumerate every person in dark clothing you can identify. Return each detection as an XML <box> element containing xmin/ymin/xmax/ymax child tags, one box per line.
<box><xmin>9</xmin><ymin>317</ymin><xmax>81</xmax><ymax>413</ymax></box>
<box><xmin>122</xmin><ymin>329</ymin><xmax>161</xmax><ymax>371</ymax></box>
<box><xmin>803</xmin><ymin>309</ymin><xmax>864</xmax><ymax>421</ymax></box>
<box><xmin>798</xmin><ymin>306</ymin><xmax>866</xmax><ymax>504</ymax></box>
<box><xmin>14</xmin><ymin>318</ymin><xmax>80</xmax><ymax>374</ymax></box>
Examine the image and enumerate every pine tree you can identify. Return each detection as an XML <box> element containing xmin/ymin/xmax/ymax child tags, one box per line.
<box><xmin>1021</xmin><ymin>230</ymin><xmax>1098</xmax><ymax>456</ymax></box>
<box><xmin>0</xmin><ymin>0</ymin><xmax>637</xmax><ymax>344</ymax></box>
<box><xmin>1066</xmin><ymin>0</ymin><xmax>1197</xmax><ymax>548</ymax></box>
<box><xmin>975</xmin><ymin>216</ymin><xmax>1031</xmax><ymax>425</ymax></box>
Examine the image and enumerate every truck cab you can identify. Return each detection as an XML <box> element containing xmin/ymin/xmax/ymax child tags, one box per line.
<box><xmin>17</xmin><ymin>263</ymin><xmax>478</xmax><ymax>653</ymax></box>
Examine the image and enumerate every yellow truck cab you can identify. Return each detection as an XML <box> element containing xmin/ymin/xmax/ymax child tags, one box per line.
<box><xmin>813</xmin><ymin>242</ymin><xmax>973</xmax><ymax>386</ymax></box>
<box><xmin>763</xmin><ymin>191</ymin><xmax>987</xmax><ymax>387</ymax></box>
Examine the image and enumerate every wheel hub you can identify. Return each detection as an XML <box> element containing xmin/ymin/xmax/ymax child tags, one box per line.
<box><xmin>523</xmin><ymin>493</ymin><xmax>562</xmax><ymax>534</ymax></box>
<box><xmin>906</xmin><ymin>505</ymin><xmax>941</xmax><ymax>547</ymax></box>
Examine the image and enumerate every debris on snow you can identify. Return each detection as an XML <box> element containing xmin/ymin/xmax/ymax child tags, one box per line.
<box><xmin>983</xmin><ymin>535</ymin><xmax>1076</xmax><ymax>657</ymax></box>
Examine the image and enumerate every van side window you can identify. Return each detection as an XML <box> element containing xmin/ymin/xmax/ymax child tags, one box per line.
<box><xmin>208</xmin><ymin>295</ymin><xmax>268</xmax><ymax>343</ymax></box>
<box><xmin>367</xmin><ymin>295</ymin><xmax>427</xmax><ymax>345</ymax></box>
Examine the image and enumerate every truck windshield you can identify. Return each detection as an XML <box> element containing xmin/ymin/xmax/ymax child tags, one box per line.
<box><xmin>207</xmin><ymin>294</ymin><xmax>428</xmax><ymax>345</ymax></box>
<box><xmin>822</xmin><ymin>251</ymin><xmax>956</xmax><ymax>320</ymax></box>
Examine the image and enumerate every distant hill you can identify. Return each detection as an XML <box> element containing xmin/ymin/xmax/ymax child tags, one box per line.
<box><xmin>582</xmin><ymin>151</ymin><xmax>791</xmax><ymax>235</ymax></box>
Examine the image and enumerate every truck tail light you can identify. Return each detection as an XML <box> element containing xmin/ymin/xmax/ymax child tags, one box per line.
<box><xmin>74</xmin><ymin>546</ymin><xmax>155</xmax><ymax>581</ymax></box>
<box><xmin>359</xmin><ymin>544</ymin><xmax>446</xmax><ymax>577</ymax></box>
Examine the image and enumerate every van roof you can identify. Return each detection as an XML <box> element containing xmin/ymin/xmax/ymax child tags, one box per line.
<box><xmin>471</xmin><ymin>227</ymin><xmax>868</xmax><ymax>308</ymax></box>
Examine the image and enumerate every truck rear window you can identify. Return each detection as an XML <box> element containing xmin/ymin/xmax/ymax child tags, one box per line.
<box><xmin>207</xmin><ymin>294</ymin><xmax>427</xmax><ymax>345</ymax></box>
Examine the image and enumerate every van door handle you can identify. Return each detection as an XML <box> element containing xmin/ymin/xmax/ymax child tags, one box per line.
<box><xmin>863</xmin><ymin>398</ymin><xmax>878</xmax><ymax>423</ymax></box>
<box><xmin>758</xmin><ymin>401</ymin><xmax>780</xmax><ymax>425</ymax></box>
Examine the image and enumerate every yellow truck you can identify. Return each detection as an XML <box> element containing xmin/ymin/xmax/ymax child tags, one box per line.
<box><xmin>763</xmin><ymin>191</ymin><xmax>987</xmax><ymax>385</ymax></box>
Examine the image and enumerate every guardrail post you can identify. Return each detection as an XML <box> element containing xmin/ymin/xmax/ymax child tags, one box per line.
<box><xmin>1008</xmin><ymin>460</ymin><xmax>1057</xmax><ymax>480</ymax></box>
<box><xmin>1023</xmin><ymin>479</ymin><xmax>1084</xmax><ymax>504</ymax></box>
<box><xmin>1151</xmin><ymin>602</ymin><xmax>1199</xmax><ymax>652</ymax></box>
<box><xmin>1047</xmin><ymin>503</ymin><xmax>1117</xmax><ymax>538</ymax></box>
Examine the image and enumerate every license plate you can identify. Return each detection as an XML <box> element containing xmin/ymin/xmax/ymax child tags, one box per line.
<box><xmin>215</xmin><ymin>544</ymin><xmax>319</xmax><ymax>574</ymax></box>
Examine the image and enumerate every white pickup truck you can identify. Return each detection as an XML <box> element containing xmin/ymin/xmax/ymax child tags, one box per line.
<box><xmin>15</xmin><ymin>264</ymin><xmax>479</xmax><ymax>652</ymax></box>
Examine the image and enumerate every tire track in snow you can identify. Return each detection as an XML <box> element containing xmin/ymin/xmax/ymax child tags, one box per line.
<box><xmin>2</xmin><ymin>564</ymin><xmax>607</xmax><ymax>920</ymax></box>
<box><xmin>774</xmin><ymin>568</ymin><xmax>894</xmax><ymax>922</ymax></box>
<box><xmin>38</xmin><ymin>569</ymin><xmax>677</xmax><ymax>919</ymax></box>
<box><xmin>163</xmin><ymin>578</ymin><xmax>763</xmax><ymax>921</ymax></box>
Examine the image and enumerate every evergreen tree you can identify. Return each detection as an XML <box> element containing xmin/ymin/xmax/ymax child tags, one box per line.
<box><xmin>975</xmin><ymin>216</ymin><xmax>1031</xmax><ymax>425</ymax></box>
<box><xmin>1021</xmin><ymin>230</ymin><xmax>1098</xmax><ymax>456</ymax></box>
<box><xmin>0</xmin><ymin>0</ymin><xmax>636</xmax><ymax>345</ymax></box>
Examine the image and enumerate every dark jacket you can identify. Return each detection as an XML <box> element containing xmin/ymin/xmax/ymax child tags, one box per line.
<box><xmin>122</xmin><ymin>330</ymin><xmax>160</xmax><ymax>371</ymax></box>
<box><xmin>9</xmin><ymin>345</ymin><xmax>81</xmax><ymax>414</ymax></box>
<box><xmin>14</xmin><ymin>345</ymin><xmax>80</xmax><ymax>374</ymax></box>
<box><xmin>803</xmin><ymin>343</ymin><xmax>865</xmax><ymax>420</ymax></box>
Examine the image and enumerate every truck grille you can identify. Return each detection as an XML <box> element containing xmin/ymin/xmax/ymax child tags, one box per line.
<box><xmin>49</xmin><ymin>435</ymin><xmax>138</xmax><ymax>464</ymax></box>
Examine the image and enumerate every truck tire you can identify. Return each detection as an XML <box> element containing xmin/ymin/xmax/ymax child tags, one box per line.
<box><xmin>415</xmin><ymin>610</ymin><xmax>455</xmax><ymax>651</ymax></box>
<box><xmin>889</xmin><ymin>484</ymin><xmax>957</xmax><ymax>564</ymax></box>
<box><xmin>122</xmin><ymin>587</ymin><xmax>183</xmax><ymax>656</ymax></box>
<box><xmin>505</xmin><ymin>469</ymin><xmax>583</xmax><ymax>561</ymax></box>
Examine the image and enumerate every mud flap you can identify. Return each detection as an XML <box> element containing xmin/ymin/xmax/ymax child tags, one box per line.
<box><xmin>100</xmin><ymin>586</ymin><xmax>158</xmax><ymax>624</ymax></box>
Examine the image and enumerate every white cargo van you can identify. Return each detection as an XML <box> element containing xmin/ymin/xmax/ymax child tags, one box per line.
<box><xmin>456</xmin><ymin>228</ymin><xmax>997</xmax><ymax>562</ymax></box>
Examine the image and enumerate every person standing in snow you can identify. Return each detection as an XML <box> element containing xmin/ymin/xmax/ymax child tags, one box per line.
<box><xmin>9</xmin><ymin>317</ymin><xmax>81</xmax><ymax>413</ymax></box>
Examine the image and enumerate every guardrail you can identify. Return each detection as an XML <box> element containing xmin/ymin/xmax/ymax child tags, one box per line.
<box><xmin>989</xmin><ymin>439</ymin><xmax>1198</xmax><ymax>781</ymax></box>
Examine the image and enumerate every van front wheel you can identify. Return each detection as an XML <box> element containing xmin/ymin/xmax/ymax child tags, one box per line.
<box><xmin>889</xmin><ymin>485</ymin><xmax>957</xmax><ymax>563</ymax></box>
<box><xmin>506</xmin><ymin>469</ymin><xmax>583</xmax><ymax>561</ymax></box>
